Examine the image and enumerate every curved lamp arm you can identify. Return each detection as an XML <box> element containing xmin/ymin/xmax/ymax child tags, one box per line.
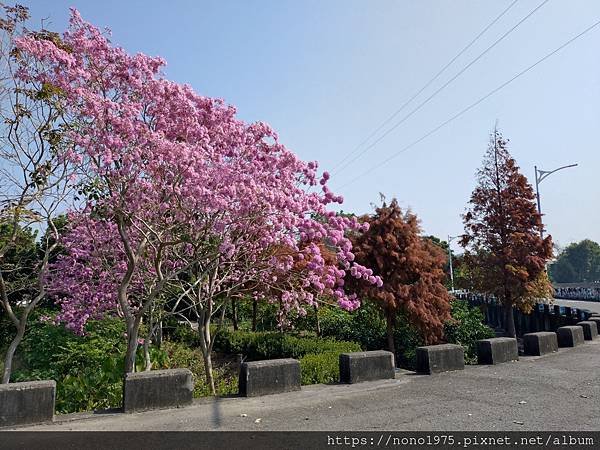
<box><xmin>536</xmin><ymin>163</ymin><xmax>578</xmax><ymax>184</ymax></box>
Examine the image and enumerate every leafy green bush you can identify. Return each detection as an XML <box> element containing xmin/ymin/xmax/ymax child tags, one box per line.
<box><xmin>392</xmin><ymin>318</ymin><xmax>424</xmax><ymax>370</ymax></box>
<box><xmin>169</xmin><ymin>321</ymin><xmax>201</xmax><ymax>347</ymax></box>
<box><xmin>444</xmin><ymin>299</ymin><xmax>495</xmax><ymax>363</ymax></box>
<box><xmin>319</xmin><ymin>302</ymin><xmax>386</xmax><ymax>350</ymax></box>
<box><xmin>14</xmin><ymin>315</ymin><xmax>127</xmax><ymax>381</ymax></box>
<box><xmin>56</xmin><ymin>354</ymin><xmax>124</xmax><ymax>413</ymax></box>
<box><xmin>159</xmin><ymin>341</ymin><xmax>238</xmax><ymax>397</ymax></box>
<box><xmin>213</xmin><ymin>329</ymin><xmax>361</xmax><ymax>361</ymax></box>
<box><xmin>318</xmin><ymin>302</ymin><xmax>422</xmax><ymax>370</ymax></box>
<box><xmin>299</xmin><ymin>351</ymin><xmax>340</xmax><ymax>385</ymax></box>
<box><xmin>233</xmin><ymin>298</ymin><xmax>280</xmax><ymax>331</ymax></box>
<box><xmin>10</xmin><ymin>315</ymin><xmax>127</xmax><ymax>413</ymax></box>
<box><xmin>10</xmin><ymin>314</ymin><xmax>238</xmax><ymax>413</ymax></box>
<box><xmin>0</xmin><ymin>312</ymin><xmax>14</xmax><ymax>351</ymax></box>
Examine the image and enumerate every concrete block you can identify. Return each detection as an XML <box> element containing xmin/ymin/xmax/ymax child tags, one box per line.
<box><xmin>339</xmin><ymin>350</ymin><xmax>395</xmax><ymax>384</ymax></box>
<box><xmin>476</xmin><ymin>337</ymin><xmax>519</xmax><ymax>365</ymax></box>
<box><xmin>557</xmin><ymin>326</ymin><xmax>585</xmax><ymax>348</ymax></box>
<box><xmin>0</xmin><ymin>380</ymin><xmax>55</xmax><ymax>427</ymax></box>
<box><xmin>587</xmin><ymin>317</ymin><xmax>600</xmax><ymax>333</ymax></box>
<box><xmin>523</xmin><ymin>332</ymin><xmax>558</xmax><ymax>356</ymax></box>
<box><xmin>239</xmin><ymin>358</ymin><xmax>300</xmax><ymax>397</ymax></box>
<box><xmin>416</xmin><ymin>344</ymin><xmax>464</xmax><ymax>374</ymax></box>
<box><xmin>576</xmin><ymin>321</ymin><xmax>598</xmax><ymax>340</ymax></box>
<box><xmin>123</xmin><ymin>368</ymin><xmax>193</xmax><ymax>413</ymax></box>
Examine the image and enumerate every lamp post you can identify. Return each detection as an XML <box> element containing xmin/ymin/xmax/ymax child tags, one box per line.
<box><xmin>447</xmin><ymin>235</ymin><xmax>459</xmax><ymax>292</ymax></box>
<box><xmin>534</xmin><ymin>164</ymin><xmax>577</xmax><ymax>238</ymax></box>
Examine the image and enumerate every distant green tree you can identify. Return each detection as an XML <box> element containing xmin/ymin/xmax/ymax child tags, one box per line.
<box><xmin>424</xmin><ymin>235</ymin><xmax>449</xmax><ymax>253</ymax></box>
<box><xmin>549</xmin><ymin>239</ymin><xmax>600</xmax><ymax>283</ymax></box>
<box><xmin>0</xmin><ymin>224</ymin><xmax>38</xmax><ymax>307</ymax></box>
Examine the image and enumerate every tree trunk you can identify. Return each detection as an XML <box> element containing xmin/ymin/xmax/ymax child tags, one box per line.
<box><xmin>231</xmin><ymin>298</ymin><xmax>238</xmax><ymax>331</ymax></box>
<box><xmin>314</xmin><ymin>304</ymin><xmax>321</xmax><ymax>337</ymax></box>
<box><xmin>203</xmin><ymin>351</ymin><xmax>216</xmax><ymax>396</ymax></box>
<box><xmin>155</xmin><ymin>321</ymin><xmax>163</xmax><ymax>348</ymax></box>
<box><xmin>251</xmin><ymin>299</ymin><xmax>257</xmax><ymax>332</ymax></box>
<box><xmin>2</xmin><ymin>323</ymin><xmax>25</xmax><ymax>384</ymax></box>
<box><xmin>124</xmin><ymin>318</ymin><xmax>142</xmax><ymax>374</ymax></box>
<box><xmin>385</xmin><ymin>312</ymin><xmax>395</xmax><ymax>354</ymax></box>
<box><xmin>198</xmin><ymin>314</ymin><xmax>216</xmax><ymax>395</ymax></box>
<box><xmin>503</xmin><ymin>303</ymin><xmax>516</xmax><ymax>338</ymax></box>
<box><xmin>143</xmin><ymin>337</ymin><xmax>152</xmax><ymax>371</ymax></box>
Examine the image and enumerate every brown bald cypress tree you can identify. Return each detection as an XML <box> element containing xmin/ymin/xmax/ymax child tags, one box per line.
<box><xmin>351</xmin><ymin>198</ymin><xmax>451</xmax><ymax>351</ymax></box>
<box><xmin>461</xmin><ymin>129</ymin><xmax>553</xmax><ymax>337</ymax></box>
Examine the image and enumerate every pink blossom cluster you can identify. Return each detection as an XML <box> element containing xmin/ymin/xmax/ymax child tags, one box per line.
<box><xmin>18</xmin><ymin>9</ymin><xmax>381</xmax><ymax>332</ymax></box>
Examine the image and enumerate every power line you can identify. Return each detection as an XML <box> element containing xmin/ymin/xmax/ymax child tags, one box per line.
<box><xmin>335</xmin><ymin>17</ymin><xmax>600</xmax><ymax>190</ymax></box>
<box><xmin>333</xmin><ymin>0</ymin><xmax>549</xmax><ymax>176</ymax></box>
<box><xmin>332</xmin><ymin>0</ymin><xmax>520</xmax><ymax>174</ymax></box>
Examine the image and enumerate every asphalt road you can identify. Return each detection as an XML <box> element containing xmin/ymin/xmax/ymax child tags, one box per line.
<box><xmin>13</xmin><ymin>339</ymin><xmax>600</xmax><ymax>432</ymax></box>
<box><xmin>554</xmin><ymin>298</ymin><xmax>600</xmax><ymax>314</ymax></box>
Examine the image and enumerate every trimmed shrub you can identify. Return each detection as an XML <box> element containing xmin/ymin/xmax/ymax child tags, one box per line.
<box><xmin>444</xmin><ymin>299</ymin><xmax>495</xmax><ymax>363</ymax></box>
<box><xmin>213</xmin><ymin>329</ymin><xmax>361</xmax><ymax>361</ymax></box>
<box><xmin>319</xmin><ymin>302</ymin><xmax>386</xmax><ymax>350</ymax></box>
<box><xmin>299</xmin><ymin>351</ymin><xmax>340</xmax><ymax>385</ymax></box>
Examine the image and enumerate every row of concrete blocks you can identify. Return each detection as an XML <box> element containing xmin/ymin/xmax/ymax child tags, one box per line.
<box><xmin>0</xmin><ymin>350</ymin><xmax>400</xmax><ymax>428</ymax></box>
<box><xmin>3</xmin><ymin>318</ymin><xmax>598</xmax><ymax>428</ymax></box>
<box><xmin>0</xmin><ymin>345</ymin><xmax>482</xmax><ymax>427</ymax></box>
<box><xmin>0</xmin><ymin>369</ymin><xmax>195</xmax><ymax>428</ymax></box>
<box><xmin>523</xmin><ymin>321</ymin><xmax>599</xmax><ymax>356</ymax></box>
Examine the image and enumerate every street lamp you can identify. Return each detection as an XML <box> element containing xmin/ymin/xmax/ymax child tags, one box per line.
<box><xmin>534</xmin><ymin>164</ymin><xmax>577</xmax><ymax>238</ymax></box>
<box><xmin>447</xmin><ymin>235</ymin><xmax>460</xmax><ymax>292</ymax></box>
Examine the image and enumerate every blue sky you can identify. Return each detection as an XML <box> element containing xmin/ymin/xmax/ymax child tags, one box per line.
<box><xmin>27</xmin><ymin>0</ymin><xmax>600</xmax><ymax>251</ymax></box>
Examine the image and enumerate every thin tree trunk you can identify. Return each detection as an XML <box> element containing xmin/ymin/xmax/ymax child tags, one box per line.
<box><xmin>203</xmin><ymin>351</ymin><xmax>216</xmax><ymax>396</ymax></box>
<box><xmin>2</xmin><ymin>323</ymin><xmax>25</xmax><ymax>384</ymax></box>
<box><xmin>143</xmin><ymin>342</ymin><xmax>151</xmax><ymax>371</ymax></box>
<box><xmin>143</xmin><ymin>332</ymin><xmax>152</xmax><ymax>371</ymax></box>
<box><xmin>198</xmin><ymin>313</ymin><xmax>216</xmax><ymax>395</ymax></box>
<box><xmin>385</xmin><ymin>312</ymin><xmax>395</xmax><ymax>354</ymax></box>
<box><xmin>143</xmin><ymin>315</ymin><xmax>153</xmax><ymax>371</ymax></box>
<box><xmin>503</xmin><ymin>303</ymin><xmax>516</xmax><ymax>338</ymax></box>
<box><xmin>124</xmin><ymin>318</ymin><xmax>142</xmax><ymax>374</ymax></box>
<box><xmin>156</xmin><ymin>321</ymin><xmax>163</xmax><ymax>348</ymax></box>
<box><xmin>314</xmin><ymin>304</ymin><xmax>321</xmax><ymax>337</ymax></box>
<box><xmin>251</xmin><ymin>299</ymin><xmax>257</xmax><ymax>332</ymax></box>
<box><xmin>1</xmin><ymin>240</ymin><xmax>52</xmax><ymax>383</ymax></box>
<box><xmin>231</xmin><ymin>298</ymin><xmax>238</xmax><ymax>331</ymax></box>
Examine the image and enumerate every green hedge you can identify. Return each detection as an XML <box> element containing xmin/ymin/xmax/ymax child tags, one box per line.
<box><xmin>213</xmin><ymin>329</ymin><xmax>361</xmax><ymax>361</ymax></box>
<box><xmin>212</xmin><ymin>329</ymin><xmax>362</xmax><ymax>387</ymax></box>
<box><xmin>318</xmin><ymin>298</ymin><xmax>495</xmax><ymax>368</ymax></box>
<box><xmin>299</xmin><ymin>351</ymin><xmax>341</xmax><ymax>385</ymax></box>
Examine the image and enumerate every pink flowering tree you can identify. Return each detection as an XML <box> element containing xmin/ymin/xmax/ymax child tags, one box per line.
<box><xmin>18</xmin><ymin>10</ymin><xmax>381</xmax><ymax>379</ymax></box>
